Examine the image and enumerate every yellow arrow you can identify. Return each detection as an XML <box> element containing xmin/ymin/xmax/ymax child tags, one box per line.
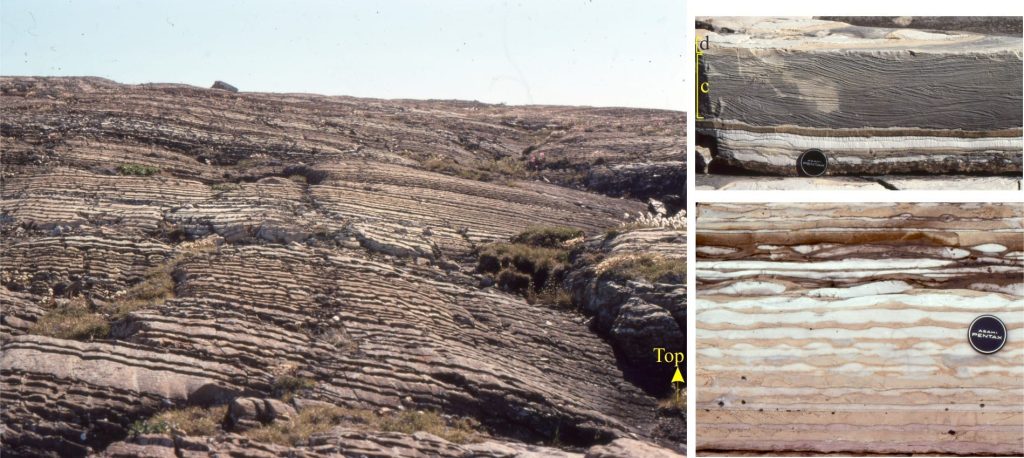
<box><xmin>671</xmin><ymin>367</ymin><xmax>684</xmax><ymax>384</ymax></box>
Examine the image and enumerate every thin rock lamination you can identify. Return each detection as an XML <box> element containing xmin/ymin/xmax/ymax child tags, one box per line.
<box><xmin>696</xmin><ymin>203</ymin><xmax>1023</xmax><ymax>456</ymax></box>
<box><xmin>696</xmin><ymin>17</ymin><xmax>1023</xmax><ymax>177</ymax></box>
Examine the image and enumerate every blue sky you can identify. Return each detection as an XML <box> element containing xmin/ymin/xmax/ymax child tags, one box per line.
<box><xmin>1</xmin><ymin>0</ymin><xmax>686</xmax><ymax>109</ymax></box>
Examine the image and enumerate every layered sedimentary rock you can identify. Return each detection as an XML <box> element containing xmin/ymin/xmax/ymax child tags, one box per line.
<box><xmin>0</xmin><ymin>77</ymin><xmax>685</xmax><ymax>456</ymax></box>
<box><xmin>695</xmin><ymin>203</ymin><xmax>1024</xmax><ymax>455</ymax></box>
<box><xmin>695</xmin><ymin>174</ymin><xmax>1024</xmax><ymax>191</ymax></box>
<box><xmin>696</xmin><ymin>17</ymin><xmax>1023</xmax><ymax>177</ymax></box>
<box><xmin>814</xmin><ymin>16</ymin><xmax>1023</xmax><ymax>37</ymax></box>
<box><xmin>568</xmin><ymin>227</ymin><xmax>686</xmax><ymax>390</ymax></box>
<box><xmin>1</xmin><ymin>77</ymin><xmax>684</xmax><ymax>210</ymax></box>
<box><xmin>97</xmin><ymin>432</ymin><xmax>681</xmax><ymax>458</ymax></box>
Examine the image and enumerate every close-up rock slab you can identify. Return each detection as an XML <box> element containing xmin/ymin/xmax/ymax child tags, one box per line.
<box><xmin>695</xmin><ymin>16</ymin><xmax>1023</xmax><ymax>187</ymax></box>
<box><xmin>696</xmin><ymin>202</ymin><xmax>1023</xmax><ymax>456</ymax></box>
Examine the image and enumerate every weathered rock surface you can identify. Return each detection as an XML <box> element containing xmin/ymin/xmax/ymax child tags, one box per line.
<box><xmin>98</xmin><ymin>429</ymin><xmax>684</xmax><ymax>457</ymax></box>
<box><xmin>586</xmin><ymin>162</ymin><xmax>685</xmax><ymax>214</ymax></box>
<box><xmin>695</xmin><ymin>175</ymin><xmax>889</xmax><ymax>190</ymax></box>
<box><xmin>696</xmin><ymin>174</ymin><xmax>1023</xmax><ymax>191</ymax></box>
<box><xmin>227</xmin><ymin>397</ymin><xmax>297</xmax><ymax>431</ymax></box>
<box><xmin>696</xmin><ymin>203</ymin><xmax>1023</xmax><ymax>456</ymax></box>
<box><xmin>585</xmin><ymin>438</ymin><xmax>683</xmax><ymax>458</ymax></box>
<box><xmin>814</xmin><ymin>16</ymin><xmax>1023</xmax><ymax>37</ymax></box>
<box><xmin>211</xmin><ymin>81</ymin><xmax>239</xmax><ymax>93</ymax></box>
<box><xmin>0</xmin><ymin>77</ymin><xmax>685</xmax><ymax>456</ymax></box>
<box><xmin>696</xmin><ymin>17</ymin><xmax>1023</xmax><ymax>178</ymax></box>
<box><xmin>568</xmin><ymin>228</ymin><xmax>685</xmax><ymax>398</ymax></box>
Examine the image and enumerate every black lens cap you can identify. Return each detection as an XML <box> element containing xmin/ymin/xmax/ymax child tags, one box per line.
<box><xmin>968</xmin><ymin>315</ymin><xmax>1007</xmax><ymax>354</ymax></box>
<box><xmin>798</xmin><ymin>149</ymin><xmax>828</xmax><ymax>177</ymax></box>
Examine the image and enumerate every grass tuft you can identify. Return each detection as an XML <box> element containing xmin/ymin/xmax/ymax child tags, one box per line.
<box><xmin>530</xmin><ymin>287</ymin><xmax>574</xmax><ymax>310</ymax></box>
<box><xmin>596</xmin><ymin>253</ymin><xmax>684</xmax><ymax>284</ymax></box>
<box><xmin>478</xmin><ymin>243</ymin><xmax>568</xmax><ymax>295</ymax></box>
<box><xmin>102</xmin><ymin>262</ymin><xmax>175</xmax><ymax>318</ymax></box>
<box><xmin>130</xmin><ymin>402</ymin><xmax>484</xmax><ymax>446</ymax></box>
<box><xmin>477</xmin><ymin>227</ymin><xmax>585</xmax><ymax>304</ymax></box>
<box><xmin>509</xmin><ymin>226</ymin><xmax>584</xmax><ymax>249</ymax></box>
<box><xmin>29</xmin><ymin>302</ymin><xmax>109</xmax><ymax>340</ymax></box>
<box><xmin>246</xmin><ymin>405</ymin><xmax>481</xmax><ymax>446</ymax></box>
<box><xmin>423</xmin><ymin>156</ymin><xmax>529</xmax><ymax>183</ymax></box>
<box><xmin>129</xmin><ymin>405</ymin><xmax>227</xmax><ymax>437</ymax></box>
<box><xmin>210</xmin><ymin>182</ymin><xmax>242</xmax><ymax>191</ymax></box>
<box><xmin>117</xmin><ymin>164</ymin><xmax>160</xmax><ymax>176</ymax></box>
<box><xmin>377</xmin><ymin>410</ymin><xmax>481</xmax><ymax>444</ymax></box>
<box><xmin>657</xmin><ymin>392</ymin><xmax>686</xmax><ymax>411</ymax></box>
<box><xmin>104</xmin><ymin>240</ymin><xmax>219</xmax><ymax>318</ymax></box>
<box><xmin>245</xmin><ymin>405</ymin><xmax>350</xmax><ymax>445</ymax></box>
<box><xmin>272</xmin><ymin>374</ymin><xmax>316</xmax><ymax>398</ymax></box>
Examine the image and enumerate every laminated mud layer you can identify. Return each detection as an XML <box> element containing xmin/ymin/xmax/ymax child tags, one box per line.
<box><xmin>696</xmin><ymin>17</ymin><xmax>1024</xmax><ymax>178</ymax></box>
<box><xmin>696</xmin><ymin>202</ymin><xmax>1024</xmax><ymax>456</ymax></box>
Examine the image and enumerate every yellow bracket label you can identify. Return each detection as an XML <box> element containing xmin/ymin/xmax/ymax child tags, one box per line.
<box><xmin>695</xmin><ymin>35</ymin><xmax>710</xmax><ymax>120</ymax></box>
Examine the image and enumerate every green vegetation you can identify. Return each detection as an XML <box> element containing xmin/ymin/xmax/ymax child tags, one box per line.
<box><xmin>477</xmin><ymin>156</ymin><xmax>528</xmax><ymax>179</ymax></box>
<box><xmin>494</xmin><ymin>267</ymin><xmax>532</xmax><ymax>292</ymax></box>
<box><xmin>245</xmin><ymin>404</ymin><xmax>351</xmax><ymax>445</ymax></box>
<box><xmin>423</xmin><ymin>156</ymin><xmax>528</xmax><ymax>183</ymax></box>
<box><xmin>128</xmin><ymin>398</ymin><xmax>482</xmax><ymax>445</ymax></box>
<box><xmin>101</xmin><ymin>259</ymin><xmax>177</xmax><ymax>319</ymax></box>
<box><xmin>478</xmin><ymin>243</ymin><xmax>568</xmax><ymax>294</ymax></box>
<box><xmin>596</xmin><ymin>253</ymin><xmax>684</xmax><ymax>284</ymax></box>
<box><xmin>246</xmin><ymin>405</ymin><xmax>482</xmax><ymax>446</ymax></box>
<box><xmin>272</xmin><ymin>374</ymin><xmax>316</xmax><ymax>398</ymax></box>
<box><xmin>102</xmin><ymin>240</ymin><xmax>218</xmax><ymax>319</ymax></box>
<box><xmin>377</xmin><ymin>410</ymin><xmax>480</xmax><ymax>444</ymax></box>
<box><xmin>532</xmin><ymin>286</ymin><xmax>573</xmax><ymax>309</ymax></box>
<box><xmin>210</xmin><ymin>182</ymin><xmax>242</xmax><ymax>191</ymax></box>
<box><xmin>509</xmin><ymin>226</ymin><xmax>583</xmax><ymax>248</ymax></box>
<box><xmin>30</xmin><ymin>238</ymin><xmax>222</xmax><ymax>342</ymax></box>
<box><xmin>657</xmin><ymin>391</ymin><xmax>686</xmax><ymax>412</ymax></box>
<box><xmin>129</xmin><ymin>406</ymin><xmax>228</xmax><ymax>436</ymax></box>
<box><xmin>424</xmin><ymin>157</ymin><xmax>491</xmax><ymax>181</ymax></box>
<box><xmin>477</xmin><ymin>227</ymin><xmax>584</xmax><ymax>307</ymax></box>
<box><xmin>117</xmin><ymin>164</ymin><xmax>160</xmax><ymax>176</ymax></box>
<box><xmin>29</xmin><ymin>301</ymin><xmax>109</xmax><ymax>340</ymax></box>
<box><xmin>31</xmin><ymin>240</ymin><xmax>222</xmax><ymax>342</ymax></box>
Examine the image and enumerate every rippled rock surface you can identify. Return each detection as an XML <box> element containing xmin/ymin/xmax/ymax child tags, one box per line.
<box><xmin>0</xmin><ymin>77</ymin><xmax>685</xmax><ymax>457</ymax></box>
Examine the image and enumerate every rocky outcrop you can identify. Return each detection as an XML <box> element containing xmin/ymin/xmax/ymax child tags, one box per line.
<box><xmin>211</xmin><ymin>81</ymin><xmax>239</xmax><ymax>93</ymax></box>
<box><xmin>0</xmin><ymin>77</ymin><xmax>684</xmax><ymax>456</ymax></box>
<box><xmin>98</xmin><ymin>429</ymin><xmax>684</xmax><ymax>457</ymax></box>
<box><xmin>227</xmin><ymin>397</ymin><xmax>297</xmax><ymax>431</ymax></box>
<box><xmin>2</xmin><ymin>334</ymin><xmax>244</xmax><ymax>455</ymax></box>
<box><xmin>696</xmin><ymin>203</ymin><xmax>1024</xmax><ymax>456</ymax></box>
<box><xmin>586</xmin><ymin>162</ymin><xmax>685</xmax><ymax>214</ymax></box>
<box><xmin>568</xmin><ymin>227</ymin><xmax>685</xmax><ymax>397</ymax></box>
<box><xmin>0</xmin><ymin>76</ymin><xmax>683</xmax><ymax>200</ymax></box>
<box><xmin>586</xmin><ymin>438</ymin><xmax>683</xmax><ymax>458</ymax></box>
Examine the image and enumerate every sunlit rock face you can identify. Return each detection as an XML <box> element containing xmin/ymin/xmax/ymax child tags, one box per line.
<box><xmin>0</xmin><ymin>77</ymin><xmax>685</xmax><ymax>457</ymax></box>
